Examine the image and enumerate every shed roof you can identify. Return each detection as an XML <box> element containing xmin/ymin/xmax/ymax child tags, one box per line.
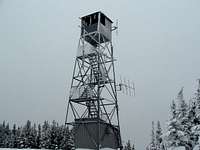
<box><xmin>80</xmin><ymin>11</ymin><xmax>113</xmax><ymax>23</ymax></box>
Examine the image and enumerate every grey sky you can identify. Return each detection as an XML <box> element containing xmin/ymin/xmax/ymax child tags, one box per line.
<box><xmin>1</xmin><ymin>0</ymin><xmax>200</xmax><ymax>149</ymax></box>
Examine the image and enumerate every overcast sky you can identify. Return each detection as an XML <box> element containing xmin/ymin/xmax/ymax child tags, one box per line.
<box><xmin>1</xmin><ymin>0</ymin><xmax>200</xmax><ymax>149</ymax></box>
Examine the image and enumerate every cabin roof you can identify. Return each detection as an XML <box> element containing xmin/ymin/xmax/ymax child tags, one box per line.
<box><xmin>80</xmin><ymin>11</ymin><xmax>113</xmax><ymax>23</ymax></box>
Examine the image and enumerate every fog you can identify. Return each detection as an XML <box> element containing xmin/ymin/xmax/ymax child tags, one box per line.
<box><xmin>0</xmin><ymin>0</ymin><xmax>200</xmax><ymax>149</ymax></box>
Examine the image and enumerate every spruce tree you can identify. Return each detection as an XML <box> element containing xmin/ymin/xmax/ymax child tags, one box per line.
<box><xmin>36</xmin><ymin>124</ymin><xmax>42</xmax><ymax>148</ymax></box>
<box><xmin>10</xmin><ymin>124</ymin><xmax>17</xmax><ymax>148</ymax></box>
<box><xmin>61</xmin><ymin>126</ymin><xmax>74</xmax><ymax>150</ymax></box>
<box><xmin>41</xmin><ymin>120</ymin><xmax>51</xmax><ymax>149</ymax></box>
<box><xmin>195</xmin><ymin>79</ymin><xmax>200</xmax><ymax>114</ymax></box>
<box><xmin>29</xmin><ymin>123</ymin><xmax>37</xmax><ymax>148</ymax></box>
<box><xmin>155</xmin><ymin>121</ymin><xmax>162</xmax><ymax>150</ymax></box>
<box><xmin>147</xmin><ymin>121</ymin><xmax>156</xmax><ymax>150</ymax></box>
<box><xmin>151</xmin><ymin>121</ymin><xmax>156</xmax><ymax>150</ymax></box>
<box><xmin>16</xmin><ymin>126</ymin><xmax>23</xmax><ymax>148</ymax></box>
<box><xmin>164</xmin><ymin>91</ymin><xmax>183</xmax><ymax>148</ymax></box>
<box><xmin>190</xmin><ymin>80</ymin><xmax>200</xmax><ymax>148</ymax></box>
<box><xmin>178</xmin><ymin>88</ymin><xmax>193</xmax><ymax>150</ymax></box>
<box><xmin>164</xmin><ymin>88</ymin><xmax>192</xmax><ymax>150</ymax></box>
<box><xmin>177</xmin><ymin>87</ymin><xmax>188</xmax><ymax>119</ymax></box>
<box><xmin>56</xmin><ymin>124</ymin><xmax>65</xmax><ymax>149</ymax></box>
<box><xmin>24</xmin><ymin>120</ymin><xmax>32</xmax><ymax>148</ymax></box>
<box><xmin>3</xmin><ymin>123</ymin><xmax>11</xmax><ymax>148</ymax></box>
<box><xmin>49</xmin><ymin>120</ymin><xmax>58</xmax><ymax>149</ymax></box>
<box><xmin>171</xmin><ymin>100</ymin><xmax>177</xmax><ymax>119</ymax></box>
<box><xmin>132</xmin><ymin>143</ymin><xmax>135</xmax><ymax>150</ymax></box>
<box><xmin>0</xmin><ymin>122</ymin><xmax>5</xmax><ymax>147</ymax></box>
<box><xmin>124</xmin><ymin>140</ymin><xmax>132</xmax><ymax>150</ymax></box>
<box><xmin>194</xmin><ymin>79</ymin><xmax>200</xmax><ymax>124</ymax></box>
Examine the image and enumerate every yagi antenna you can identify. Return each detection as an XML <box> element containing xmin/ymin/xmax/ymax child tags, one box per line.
<box><xmin>116</xmin><ymin>19</ymin><xmax>119</xmax><ymax>36</ymax></box>
<box><xmin>132</xmin><ymin>82</ymin><xmax>135</xmax><ymax>96</ymax></box>
<box><xmin>112</xmin><ymin>19</ymin><xmax>119</xmax><ymax>36</ymax></box>
<box><xmin>197</xmin><ymin>78</ymin><xmax>200</xmax><ymax>88</ymax></box>
<box><xmin>118</xmin><ymin>76</ymin><xmax>135</xmax><ymax>96</ymax></box>
<box><xmin>124</xmin><ymin>77</ymin><xmax>128</xmax><ymax>95</ymax></box>
<box><xmin>119</xmin><ymin>76</ymin><xmax>122</xmax><ymax>92</ymax></box>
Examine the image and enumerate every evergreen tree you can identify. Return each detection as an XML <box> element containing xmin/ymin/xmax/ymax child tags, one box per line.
<box><xmin>56</xmin><ymin>124</ymin><xmax>65</xmax><ymax>149</ymax></box>
<box><xmin>190</xmin><ymin>80</ymin><xmax>200</xmax><ymax>148</ymax></box>
<box><xmin>16</xmin><ymin>126</ymin><xmax>23</xmax><ymax>148</ymax></box>
<box><xmin>176</xmin><ymin>87</ymin><xmax>188</xmax><ymax>119</ymax></box>
<box><xmin>164</xmin><ymin>88</ymin><xmax>192</xmax><ymax>150</ymax></box>
<box><xmin>195</xmin><ymin>79</ymin><xmax>200</xmax><ymax>119</ymax></box>
<box><xmin>155</xmin><ymin>121</ymin><xmax>162</xmax><ymax>150</ymax></box>
<box><xmin>124</xmin><ymin>140</ymin><xmax>133</xmax><ymax>150</ymax></box>
<box><xmin>192</xmin><ymin>79</ymin><xmax>200</xmax><ymax>125</ymax></box>
<box><xmin>150</xmin><ymin>121</ymin><xmax>156</xmax><ymax>150</ymax></box>
<box><xmin>132</xmin><ymin>143</ymin><xmax>135</xmax><ymax>150</ymax></box>
<box><xmin>29</xmin><ymin>123</ymin><xmax>37</xmax><ymax>148</ymax></box>
<box><xmin>61</xmin><ymin>126</ymin><xmax>74</xmax><ymax>150</ymax></box>
<box><xmin>49</xmin><ymin>120</ymin><xmax>58</xmax><ymax>149</ymax></box>
<box><xmin>147</xmin><ymin>121</ymin><xmax>156</xmax><ymax>150</ymax></box>
<box><xmin>164</xmin><ymin>89</ymin><xmax>184</xmax><ymax>148</ymax></box>
<box><xmin>176</xmin><ymin>88</ymin><xmax>192</xmax><ymax>149</ymax></box>
<box><xmin>188</xmin><ymin>100</ymin><xmax>196</xmax><ymax>125</ymax></box>
<box><xmin>3</xmin><ymin>123</ymin><xmax>11</xmax><ymax>148</ymax></box>
<box><xmin>0</xmin><ymin>121</ymin><xmax>5</xmax><ymax>147</ymax></box>
<box><xmin>36</xmin><ymin>124</ymin><xmax>42</xmax><ymax>148</ymax></box>
<box><xmin>10</xmin><ymin>124</ymin><xmax>18</xmax><ymax>148</ymax></box>
<box><xmin>18</xmin><ymin>122</ymin><xmax>28</xmax><ymax>148</ymax></box>
<box><xmin>187</xmin><ymin>100</ymin><xmax>198</xmax><ymax>148</ymax></box>
<box><xmin>170</xmin><ymin>100</ymin><xmax>177</xmax><ymax>119</ymax></box>
<box><xmin>24</xmin><ymin>120</ymin><xmax>32</xmax><ymax>148</ymax></box>
<box><xmin>41</xmin><ymin>120</ymin><xmax>51</xmax><ymax>149</ymax></box>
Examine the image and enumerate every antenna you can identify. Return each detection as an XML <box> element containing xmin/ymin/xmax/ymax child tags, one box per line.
<box><xmin>124</xmin><ymin>77</ymin><xmax>128</xmax><ymax>95</ymax></box>
<box><xmin>116</xmin><ymin>19</ymin><xmax>119</xmax><ymax>36</ymax></box>
<box><xmin>197</xmin><ymin>79</ymin><xmax>200</xmax><ymax>90</ymax></box>
<box><xmin>132</xmin><ymin>82</ymin><xmax>135</xmax><ymax>96</ymax></box>
<box><xmin>117</xmin><ymin>76</ymin><xmax>135</xmax><ymax>97</ymax></box>
<box><xmin>112</xmin><ymin>19</ymin><xmax>119</xmax><ymax>36</ymax></box>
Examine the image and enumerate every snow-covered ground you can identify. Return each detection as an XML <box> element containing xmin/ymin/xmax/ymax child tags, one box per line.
<box><xmin>0</xmin><ymin>149</ymin><xmax>48</xmax><ymax>150</ymax></box>
<box><xmin>193</xmin><ymin>145</ymin><xmax>200</xmax><ymax>150</ymax></box>
<box><xmin>168</xmin><ymin>146</ymin><xmax>185</xmax><ymax>150</ymax></box>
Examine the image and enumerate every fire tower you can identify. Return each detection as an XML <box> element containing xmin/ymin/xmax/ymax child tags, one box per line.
<box><xmin>65</xmin><ymin>11</ymin><xmax>122</xmax><ymax>150</ymax></box>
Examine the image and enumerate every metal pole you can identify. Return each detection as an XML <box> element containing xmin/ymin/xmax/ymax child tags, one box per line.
<box><xmin>111</xmin><ymin>44</ymin><xmax>122</xmax><ymax>150</ymax></box>
<box><xmin>97</xmin><ymin>12</ymin><xmax>101</xmax><ymax>150</ymax></box>
<box><xmin>97</xmin><ymin>48</ymin><xmax>100</xmax><ymax>150</ymax></box>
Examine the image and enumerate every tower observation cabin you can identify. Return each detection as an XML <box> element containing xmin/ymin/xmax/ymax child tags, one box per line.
<box><xmin>81</xmin><ymin>11</ymin><xmax>113</xmax><ymax>46</ymax></box>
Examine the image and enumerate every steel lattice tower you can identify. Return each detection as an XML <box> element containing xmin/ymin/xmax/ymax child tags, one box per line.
<box><xmin>65</xmin><ymin>11</ymin><xmax>122</xmax><ymax>150</ymax></box>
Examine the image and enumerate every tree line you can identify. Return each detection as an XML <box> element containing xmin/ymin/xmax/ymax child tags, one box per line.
<box><xmin>147</xmin><ymin>80</ymin><xmax>200</xmax><ymax>150</ymax></box>
<box><xmin>0</xmin><ymin>119</ymin><xmax>136</xmax><ymax>150</ymax></box>
<box><xmin>0</xmin><ymin>120</ymin><xmax>73</xmax><ymax>149</ymax></box>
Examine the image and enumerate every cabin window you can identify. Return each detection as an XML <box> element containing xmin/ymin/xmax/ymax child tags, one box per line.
<box><xmin>82</xmin><ymin>14</ymin><xmax>98</xmax><ymax>26</ymax></box>
<box><xmin>100</xmin><ymin>13</ymin><xmax>105</xmax><ymax>26</ymax></box>
<box><xmin>91</xmin><ymin>13</ymin><xmax>98</xmax><ymax>25</ymax></box>
<box><xmin>82</xmin><ymin>16</ymin><xmax>91</xmax><ymax>26</ymax></box>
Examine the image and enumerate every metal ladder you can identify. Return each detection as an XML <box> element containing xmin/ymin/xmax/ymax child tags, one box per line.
<box><xmin>88</xmin><ymin>54</ymin><xmax>103</xmax><ymax>83</ymax></box>
<box><xmin>86</xmin><ymin>101</ymin><xmax>98</xmax><ymax>118</ymax></box>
